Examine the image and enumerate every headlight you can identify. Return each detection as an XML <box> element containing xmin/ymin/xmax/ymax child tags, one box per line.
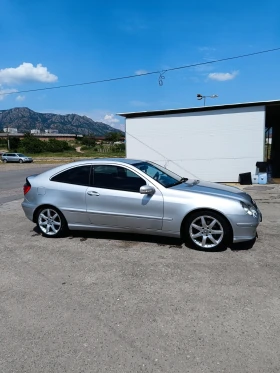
<box><xmin>240</xmin><ymin>201</ymin><xmax>258</xmax><ymax>218</ymax></box>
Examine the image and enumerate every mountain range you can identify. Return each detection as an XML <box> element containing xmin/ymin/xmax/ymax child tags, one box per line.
<box><xmin>0</xmin><ymin>107</ymin><xmax>123</xmax><ymax>136</ymax></box>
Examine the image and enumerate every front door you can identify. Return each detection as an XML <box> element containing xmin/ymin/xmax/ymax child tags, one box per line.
<box><xmin>86</xmin><ymin>164</ymin><xmax>164</xmax><ymax>232</ymax></box>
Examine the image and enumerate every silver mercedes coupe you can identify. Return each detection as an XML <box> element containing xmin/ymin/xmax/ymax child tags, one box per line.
<box><xmin>22</xmin><ymin>158</ymin><xmax>262</xmax><ymax>250</ymax></box>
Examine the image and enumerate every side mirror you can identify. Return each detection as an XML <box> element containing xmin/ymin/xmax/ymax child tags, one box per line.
<box><xmin>140</xmin><ymin>185</ymin><xmax>155</xmax><ymax>195</ymax></box>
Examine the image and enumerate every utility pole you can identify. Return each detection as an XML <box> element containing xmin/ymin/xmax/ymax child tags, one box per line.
<box><xmin>7</xmin><ymin>125</ymin><xmax>10</xmax><ymax>150</ymax></box>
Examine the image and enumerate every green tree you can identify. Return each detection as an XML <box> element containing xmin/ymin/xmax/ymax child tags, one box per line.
<box><xmin>105</xmin><ymin>132</ymin><xmax>122</xmax><ymax>142</ymax></box>
<box><xmin>113</xmin><ymin>143</ymin><xmax>125</xmax><ymax>153</ymax></box>
<box><xmin>81</xmin><ymin>136</ymin><xmax>96</xmax><ymax>147</ymax></box>
<box><xmin>0</xmin><ymin>138</ymin><xmax>7</xmax><ymax>147</ymax></box>
<box><xmin>20</xmin><ymin>133</ymin><xmax>45</xmax><ymax>153</ymax></box>
<box><xmin>44</xmin><ymin>139</ymin><xmax>71</xmax><ymax>152</ymax></box>
<box><xmin>9</xmin><ymin>137</ymin><xmax>21</xmax><ymax>151</ymax></box>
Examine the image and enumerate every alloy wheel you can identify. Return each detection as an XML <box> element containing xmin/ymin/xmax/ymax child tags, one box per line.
<box><xmin>189</xmin><ymin>215</ymin><xmax>224</xmax><ymax>249</ymax></box>
<box><xmin>38</xmin><ymin>208</ymin><xmax>62</xmax><ymax>236</ymax></box>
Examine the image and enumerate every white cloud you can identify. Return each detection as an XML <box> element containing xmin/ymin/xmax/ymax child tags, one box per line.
<box><xmin>0</xmin><ymin>86</ymin><xmax>17</xmax><ymax>101</ymax></box>
<box><xmin>208</xmin><ymin>71</ymin><xmax>239</xmax><ymax>81</ymax></box>
<box><xmin>104</xmin><ymin>114</ymin><xmax>120</xmax><ymax>124</ymax></box>
<box><xmin>103</xmin><ymin>113</ymin><xmax>125</xmax><ymax>131</ymax></box>
<box><xmin>16</xmin><ymin>95</ymin><xmax>25</xmax><ymax>102</ymax></box>
<box><xmin>135</xmin><ymin>69</ymin><xmax>148</xmax><ymax>75</ymax></box>
<box><xmin>0</xmin><ymin>63</ymin><xmax>58</xmax><ymax>85</ymax></box>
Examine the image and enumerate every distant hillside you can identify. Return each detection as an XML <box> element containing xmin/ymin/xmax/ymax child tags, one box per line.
<box><xmin>0</xmin><ymin>107</ymin><xmax>123</xmax><ymax>136</ymax></box>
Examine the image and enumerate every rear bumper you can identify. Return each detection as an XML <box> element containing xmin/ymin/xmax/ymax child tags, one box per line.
<box><xmin>22</xmin><ymin>201</ymin><xmax>36</xmax><ymax>222</ymax></box>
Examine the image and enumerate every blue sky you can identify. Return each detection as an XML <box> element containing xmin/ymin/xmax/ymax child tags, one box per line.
<box><xmin>0</xmin><ymin>0</ymin><xmax>280</xmax><ymax>130</ymax></box>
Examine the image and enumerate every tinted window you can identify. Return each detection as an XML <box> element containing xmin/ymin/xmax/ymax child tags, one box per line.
<box><xmin>51</xmin><ymin>165</ymin><xmax>91</xmax><ymax>186</ymax></box>
<box><xmin>93</xmin><ymin>165</ymin><xmax>146</xmax><ymax>192</ymax></box>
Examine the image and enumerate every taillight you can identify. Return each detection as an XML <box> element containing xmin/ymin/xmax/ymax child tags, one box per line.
<box><xmin>23</xmin><ymin>183</ymin><xmax>31</xmax><ymax>195</ymax></box>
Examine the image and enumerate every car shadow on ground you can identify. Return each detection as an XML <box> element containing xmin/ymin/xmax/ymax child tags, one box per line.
<box><xmin>33</xmin><ymin>226</ymin><xmax>255</xmax><ymax>252</ymax></box>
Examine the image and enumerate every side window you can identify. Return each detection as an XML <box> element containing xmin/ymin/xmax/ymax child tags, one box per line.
<box><xmin>93</xmin><ymin>165</ymin><xmax>146</xmax><ymax>192</ymax></box>
<box><xmin>51</xmin><ymin>165</ymin><xmax>91</xmax><ymax>186</ymax></box>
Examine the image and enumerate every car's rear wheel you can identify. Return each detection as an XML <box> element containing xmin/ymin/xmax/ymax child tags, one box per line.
<box><xmin>37</xmin><ymin>207</ymin><xmax>68</xmax><ymax>238</ymax></box>
<box><xmin>3</xmin><ymin>159</ymin><xmax>7</xmax><ymax>163</ymax></box>
<box><xmin>183</xmin><ymin>210</ymin><xmax>231</xmax><ymax>251</ymax></box>
<box><xmin>19</xmin><ymin>159</ymin><xmax>23</xmax><ymax>163</ymax></box>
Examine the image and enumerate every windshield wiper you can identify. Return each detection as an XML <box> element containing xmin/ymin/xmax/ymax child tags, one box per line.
<box><xmin>166</xmin><ymin>177</ymin><xmax>188</xmax><ymax>188</ymax></box>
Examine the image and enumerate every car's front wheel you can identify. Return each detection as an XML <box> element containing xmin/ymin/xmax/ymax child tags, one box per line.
<box><xmin>36</xmin><ymin>207</ymin><xmax>68</xmax><ymax>238</ymax></box>
<box><xmin>3</xmin><ymin>159</ymin><xmax>7</xmax><ymax>163</ymax></box>
<box><xmin>19</xmin><ymin>159</ymin><xmax>23</xmax><ymax>163</ymax></box>
<box><xmin>183</xmin><ymin>210</ymin><xmax>232</xmax><ymax>251</ymax></box>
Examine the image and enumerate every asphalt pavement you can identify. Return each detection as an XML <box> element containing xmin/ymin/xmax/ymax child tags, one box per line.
<box><xmin>1</xmin><ymin>166</ymin><xmax>280</xmax><ymax>373</ymax></box>
<box><xmin>0</xmin><ymin>164</ymin><xmax>55</xmax><ymax>204</ymax></box>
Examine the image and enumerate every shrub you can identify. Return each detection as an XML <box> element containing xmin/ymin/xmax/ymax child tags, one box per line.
<box><xmin>20</xmin><ymin>133</ymin><xmax>45</xmax><ymax>153</ymax></box>
<box><xmin>44</xmin><ymin>139</ymin><xmax>72</xmax><ymax>152</ymax></box>
<box><xmin>105</xmin><ymin>132</ymin><xmax>122</xmax><ymax>142</ymax></box>
<box><xmin>113</xmin><ymin>143</ymin><xmax>125</xmax><ymax>152</ymax></box>
<box><xmin>9</xmin><ymin>137</ymin><xmax>21</xmax><ymax>151</ymax></box>
<box><xmin>81</xmin><ymin>136</ymin><xmax>96</xmax><ymax>147</ymax></box>
<box><xmin>19</xmin><ymin>134</ymin><xmax>73</xmax><ymax>153</ymax></box>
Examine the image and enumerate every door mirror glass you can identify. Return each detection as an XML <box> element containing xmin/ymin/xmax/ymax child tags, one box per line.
<box><xmin>140</xmin><ymin>185</ymin><xmax>155</xmax><ymax>195</ymax></box>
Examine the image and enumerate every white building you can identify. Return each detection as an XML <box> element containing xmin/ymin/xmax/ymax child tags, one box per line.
<box><xmin>45</xmin><ymin>129</ymin><xmax>59</xmax><ymax>134</ymax></box>
<box><xmin>31</xmin><ymin>129</ymin><xmax>41</xmax><ymax>134</ymax></box>
<box><xmin>118</xmin><ymin>100</ymin><xmax>280</xmax><ymax>182</ymax></box>
<box><xmin>3</xmin><ymin>127</ymin><xmax>18</xmax><ymax>133</ymax></box>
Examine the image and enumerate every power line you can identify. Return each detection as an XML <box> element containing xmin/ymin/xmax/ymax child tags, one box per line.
<box><xmin>1</xmin><ymin>47</ymin><xmax>280</xmax><ymax>97</ymax></box>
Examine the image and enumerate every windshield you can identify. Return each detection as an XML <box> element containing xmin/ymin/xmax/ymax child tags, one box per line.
<box><xmin>17</xmin><ymin>153</ymin><xmax>26</xmax><ymax>157</ymax></box>
<box><xmin>133</xmin><ymin>161</ymin><xmax>185</xmax><ymax>188</ymax></box>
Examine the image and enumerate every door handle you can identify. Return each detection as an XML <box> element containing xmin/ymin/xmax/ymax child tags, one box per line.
<box><xmin>87</xmin><ymin>191</ymin><xmax>100</xmax><ymax>196</ymax></box>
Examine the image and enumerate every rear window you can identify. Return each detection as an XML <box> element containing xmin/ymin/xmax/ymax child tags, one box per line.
<box><xmin>51</xmin><ymin>165</ymin><xmax>91</xmax><ymax>186</ymax></box>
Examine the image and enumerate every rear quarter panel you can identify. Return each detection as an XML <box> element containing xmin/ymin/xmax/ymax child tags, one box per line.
<box><xmin>25</xmin><ymin>177</ymin><xmax>90</xmax><ymax>225</ymax></box>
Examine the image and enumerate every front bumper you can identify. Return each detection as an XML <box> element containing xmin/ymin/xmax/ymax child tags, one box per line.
<box><xmin>228</xmin><ymin>208</ymin><xmax>262</xmax><ymax>243</ymax></box>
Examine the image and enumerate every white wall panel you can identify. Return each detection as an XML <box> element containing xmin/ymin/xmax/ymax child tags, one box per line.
<box><xmin>126</xmin><ymin>106</ymin><xmax>265</xmax><ymax>182</ymax></box>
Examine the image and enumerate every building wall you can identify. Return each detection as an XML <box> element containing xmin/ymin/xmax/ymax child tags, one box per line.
<box><xmin>38</xmin><ymin>136</ymin><xmax>76</xmax><ymax>141</ymax></box>
<box><xmin>126</xmin><ymin>106</ymin><xmax>265</xmax><ymax>182</ymax></box>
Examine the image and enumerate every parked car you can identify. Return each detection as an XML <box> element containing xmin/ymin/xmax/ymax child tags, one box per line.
<box><xmin>21</xmin><ymin>158</ymin><xmax>262</xmax><ymax>250</ymax></box>
<box><xmin>2</xmin><ymin>153</ymin><xmax>33</xmax><ymax>163</ymax></box>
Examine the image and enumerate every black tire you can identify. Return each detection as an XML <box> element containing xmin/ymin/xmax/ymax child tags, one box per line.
<box><xmin>36</xmin><ymin>206</ymin><xmax>68</xmax><ymax>238</ymax></box>
<box><xmin>183</xmin><ymin>210</ymin><xmax>232</xmax><ymax>251</ymax></box>
<box><xmin>19</xmin><ymin>159</ymin><xmax>23</xmax><ymax>163</ymax></box>
<box><xmin>3</xmin><ymin>159</ymin><xmax>7</xmax><ymax>163</ymax></box>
